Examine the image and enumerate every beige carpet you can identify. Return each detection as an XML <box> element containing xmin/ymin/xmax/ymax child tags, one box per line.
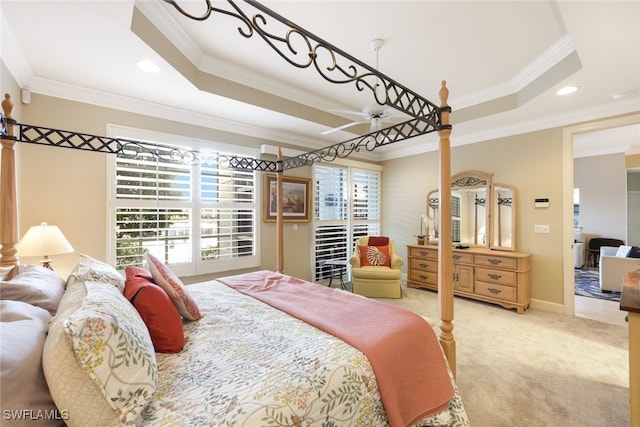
<box><xmin>372</xmin><ymin>285</ymin><xmax>630</xmax><ymax>427</ymax></box>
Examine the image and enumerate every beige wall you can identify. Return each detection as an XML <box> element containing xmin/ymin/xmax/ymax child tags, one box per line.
<box><xmin>383</xmin><ymin>129</ymin><xmax>567</xmax><ymax>305</ymax></box>
<box><xmin>9</xmin><ymin>92</ymin><xmax>315</xmax><ymax>280</ymax></box>
<box><xmin>626</xmin><ymin>154</ymin><xmax>640</xmax><ymax>169</ymax></box>
<box><xmin>3</xmin><ymin>65</ymin><xmax>635</xmax><ymax>307</ymax></box>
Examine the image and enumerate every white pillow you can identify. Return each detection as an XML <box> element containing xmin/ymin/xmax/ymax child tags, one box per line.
<box><xmin>0</xmin><ymin>265</ymin><xmax>66</xmax><ymax>315</ymax></box>
<box><xmin>615</xmin><ymin>245</ymin><xmax>632</xmax><ymax>257</ymax></box>
<box><xmin>73</xmin><ymin>253</ymin><xmax>125</xmax><ymax>292</ymax></box>
<box><xmin>0</xmin><ymin>300</ymin><xmax>61</xmax><ymax>427</ymax></box>
<box><xmin>63</xmin><ymin>281</ymin><xmax>157</xmax><ymax>425</ymax></box>
<box><xmin>44</xmin><ymin>278</ymin><xmax>156</xmax><ymax>426</ymax></box>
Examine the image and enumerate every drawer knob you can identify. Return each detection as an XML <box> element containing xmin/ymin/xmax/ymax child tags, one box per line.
<box><xmin>419</xmin><ymin>251</ymin><xmax>428</xmax><ymax>256</ymax></box>
<box><xmin>419</xmin><ymin>274</ymin><xmax>428</xmax><ymax>280</ymax></box>
<box><xmin>488</xmin><ymin>258</ymin><xmax>502</xmax><ymax>265</ymax></box>
<box><xmin>488</xmin><ymin>273</ymin><xmax>502</xmax><ymax>280</ymax></box>
<box><xmin>453</xmin><ymin>254</ymin><xmax>461</xmax><ymax>260</ymax></box>
<box><xmin>487</xmin><ymin>287</ymin><xmax>502</xmax><ymax>294</ymax></box>
<box><xmin>419</xmin><ymin>263</ymin><xmax>429</xmax><ymax>268</ymax></box>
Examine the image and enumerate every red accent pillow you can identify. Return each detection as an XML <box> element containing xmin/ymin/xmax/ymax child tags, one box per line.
<box><xmin>124</xmin><ymin>266</ymin><xmax>185</xmax><ymax>353</ymax></box>
<box><xmin>358</xmin><ymin>245</ymin><xmax>391</xmax><ymax>267</ymax></box>
<box><xmin>146</xmin><ymin>252</ymin><xmax>203</xmax><ymax>321</ymax></box>
<box><xmin>367</xmin><ymin>236</ymin><xmax>389</xmax><ymax>246</ymax></box>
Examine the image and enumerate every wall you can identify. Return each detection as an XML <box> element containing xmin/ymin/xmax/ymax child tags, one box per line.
<box><xmin>8</xmin><ymin>91</ymin><xmax>315</xmax><ymax>281</ymax></box>
<box><xmin>383</xmin><ymin>128</ymin><xmax>567</xmax><ymax>305</ymax></box>
<box><xmin>574</xmin><ymin>154</ymin><xmax>627</xmax><ymax>243</ymax></box>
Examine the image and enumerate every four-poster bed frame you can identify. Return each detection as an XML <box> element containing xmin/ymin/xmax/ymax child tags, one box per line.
<box><xmin>0</xmin><ymin>0</ymin><xmax>456</xmax><ymax>375</ymax></box>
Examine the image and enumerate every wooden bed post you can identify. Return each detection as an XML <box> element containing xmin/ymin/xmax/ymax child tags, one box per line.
<box><xmin>0</xmin><ymin>94</ymin><xmax>19</xmax><ymax>269</ymax></box>
<box><xmin>437</xmin><ymin>81</ymin><xmax>456</xmax><ymax>378</ymax></box>
<box><xmin>276</xmin><ymin>148</ymin><xmax>284</xmax><ymax>273</ymax></box>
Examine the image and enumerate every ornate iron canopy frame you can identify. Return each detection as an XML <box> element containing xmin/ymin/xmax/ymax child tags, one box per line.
<box><xmin>1</xmin><ymin>0</ymin><xmax>449</xmax><ymax>172</ymax></box>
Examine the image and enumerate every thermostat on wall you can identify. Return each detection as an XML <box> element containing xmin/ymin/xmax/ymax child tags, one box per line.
<box><xmin>534</xmin><ymin>198</ymin><xmax>549</xmax><ymax>208</ymax></box>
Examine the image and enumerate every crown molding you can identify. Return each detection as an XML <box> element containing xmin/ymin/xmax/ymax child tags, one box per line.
<box><xmin>379</xmin><ymin>97</ymin><xmax>640</xmax><ymax>161</ymax></box>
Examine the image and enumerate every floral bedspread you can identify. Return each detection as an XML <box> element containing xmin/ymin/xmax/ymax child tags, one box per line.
<box><xmin>141</xmin><ymin>280</ymin><xmax>469</xmax><ymax>426</ymax></box>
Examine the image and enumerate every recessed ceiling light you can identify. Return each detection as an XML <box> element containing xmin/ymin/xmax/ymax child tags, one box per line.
<box><xmin>556</xmin><ymin>86</ymin><xmax>578</xmax><ymax>96</ymax></box>
<box><xmin>137</xmin><ymin>60</ymin><xmax>160</xmax><ymax>74</ymax></box>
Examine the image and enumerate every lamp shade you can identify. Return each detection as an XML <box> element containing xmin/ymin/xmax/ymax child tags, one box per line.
<box><xmin>18</xmin><ymin>222</ymin><xmax>74</xmax><ymax>257</ymax></box>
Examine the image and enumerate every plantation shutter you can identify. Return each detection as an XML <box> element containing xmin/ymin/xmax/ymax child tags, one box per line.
<box><xmin>113</xmin><ymin>137</ymin><xmax>258</xmax><ymax>275</ymax></box>
<box><xmin>312</xmin><ymin>165</ymin><xmax>381</xmax><ymax>281</ymax></box>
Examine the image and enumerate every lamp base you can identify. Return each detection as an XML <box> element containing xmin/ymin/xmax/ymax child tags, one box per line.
<box><xmin>40</xmin><ymin>256</ymin><xmax>54</xmax><ymax>271</ymax></box>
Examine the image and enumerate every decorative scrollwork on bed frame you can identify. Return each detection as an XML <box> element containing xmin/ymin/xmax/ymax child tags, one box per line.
<box><xmin>162</xmin><ymin>0</ymin><xmax>441</xmax><ymax>123</ymax></box>
<box><xmin>0</xmin><ymin>0</ymin><xmax>446</xmax><ymax>173</ymax></box>
<box><xmin>0</xmin><ymin>0</ymin><xmax>458</xmax><ymax>377</ymax></box>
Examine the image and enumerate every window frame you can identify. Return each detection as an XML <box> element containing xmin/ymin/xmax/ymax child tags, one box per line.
<box><xmin>312</xmin><ymin>161</ymin><xmax>382</xmax><ymax>281</ymax></box>
<box><xmin>107</xmin><ymin>125</ymin><xmax>260</xmax><ymax>276</ymax></box>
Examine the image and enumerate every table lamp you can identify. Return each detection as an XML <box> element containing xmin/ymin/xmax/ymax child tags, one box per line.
<box><xmin>17</xmin><ymin>222</ymin><xmax>74</xmax><ymax>270</ymax></box>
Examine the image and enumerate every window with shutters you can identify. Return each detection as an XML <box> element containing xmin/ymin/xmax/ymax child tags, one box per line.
<box><xmin>109</xmin><ymin>126</ymin><xmax>259</xmax><ymax>276</ymax></box>
<box><xmin>451</xmin><ymin>194</ymin><xmax>462</xmax><ymax>243</ymax></box>
<box><xmin>313</xmin><ymin>164</ymin><xmax>381</xmax><ymax>281</ymax></box>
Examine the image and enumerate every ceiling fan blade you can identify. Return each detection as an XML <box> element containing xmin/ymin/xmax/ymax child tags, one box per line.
<box><xmin>321</xmin><ymin>120</ymin><xmax>369</xmax><ymax>135</ymax></box>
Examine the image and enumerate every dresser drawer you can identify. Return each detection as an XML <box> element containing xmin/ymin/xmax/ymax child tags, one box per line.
<box><xmin>410</xmin><ymin>258</ymin><xmax>438</xmax><ymax>273</ymax></box>
<box><xmin>452</xmin><ymin>252</ymin><xmax>474</xmax><ymax>264</ymax></box>
<box><xmin>410</xmin><ymin>269</ymin><xmax>438</xmax><ymax>286</ymax></box>
<box><xmin>475</xmin><ymin>267</ymin><xmax>517</xmax><ymax>286</ymax></box>
<box><xmin>475</xmin><ymin>254</ymin><xmax>517</xmax><ymax>270</ymax></box>
<box><xmin>409</xmin><ymin>247</ymin><xmax>438</xmax><ymax>260</ymax></box>
<box><xmin>475</xmin><ymin>281</ymin><xmax>516</xmax><ymax>302</ymax></box>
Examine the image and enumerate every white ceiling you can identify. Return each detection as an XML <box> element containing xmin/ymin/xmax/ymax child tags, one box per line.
<box><xmin>1</xmin><ymin>0</ymin><xmax>639</xmax><ymax>161</ymax></box>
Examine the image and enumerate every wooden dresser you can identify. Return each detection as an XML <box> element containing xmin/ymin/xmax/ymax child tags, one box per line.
<box><xmin>407</xmin><ymin>244</ymin><xmax>532</xmax><ymax>314</ymax></box>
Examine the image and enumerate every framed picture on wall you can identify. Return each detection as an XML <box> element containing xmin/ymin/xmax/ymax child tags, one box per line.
<box><xmin>264</xmin><ymin>174</ymin><xmax>311</xmax><ymax>222</ymax></box>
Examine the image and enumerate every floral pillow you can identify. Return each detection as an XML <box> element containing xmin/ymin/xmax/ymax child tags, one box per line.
<box><xmin>358</xmin><ymin>245</ymin><xmax>392</xmax><ymax>267</ymax></box>
<box><xmin>146</xmin><ymin>252</ymin><xmax>202</xmax><ymax>321</ymax></box>
<box><xmin>63</xmin><ymin>281</ymin><xmax>157</xmax><ymax>425</ymax></box>
<box><xmin>73</xmin><ymin>253</ymin><xmax>125</xmax><ymax>292</ymax></box>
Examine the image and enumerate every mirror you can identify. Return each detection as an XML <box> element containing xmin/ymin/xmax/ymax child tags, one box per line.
<box><xmin>491</xmin><ymin>184</ymin><xmax>516</xmax><ymax>251</ymax></box>
<box><xmin>426</xmin><ymin>170</ymin><xmax>492</xmax><ymax>248</ymax></box>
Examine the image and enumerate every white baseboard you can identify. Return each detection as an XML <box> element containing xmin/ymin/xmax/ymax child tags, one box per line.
<box><xmin>529</xmin><ymin>298</ymin><xmax>565</xmax><ymax>314</ymax></box>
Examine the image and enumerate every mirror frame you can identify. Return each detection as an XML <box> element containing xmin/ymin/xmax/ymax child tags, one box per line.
<box><xmin>490</xmin><ymin>183</ymin><xmax>516</xmax><ymax>251</ymax></box>
<box><xmin>427</xmin><ymin>170</ymin><xmax>492</xmax><ymax>248</ymax></box>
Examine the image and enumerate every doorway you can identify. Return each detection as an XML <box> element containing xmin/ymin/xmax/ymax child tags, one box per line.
<box><xmin>564</xmin><ymin>114</ymin><xmax>640</xmax><ymax>321</ymax></box>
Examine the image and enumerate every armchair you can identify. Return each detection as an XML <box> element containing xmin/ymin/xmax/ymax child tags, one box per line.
<box><xmin>349</xmin><ymin>236</ymin><xmax>403</xmax><ymax>298</ymax></box>
<box><xmin>599</xmin><ymin>246</ymin><xmax>640</xmax><ymax>292</ymax></box>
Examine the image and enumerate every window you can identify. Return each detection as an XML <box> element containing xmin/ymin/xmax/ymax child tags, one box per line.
<box><xmin>451</xmin><ymin>194</ymin><xmax>461</xmax><ymax>243</ymax></box>
<box><xmin>109</xmin><ymin>126</ymin><xmax>259</xmax><ymax>276</ymax></box>
<box><xmin>313</xmin><ymin>164</ymin><xmax>381</xmax><ymax>281</ymax></box>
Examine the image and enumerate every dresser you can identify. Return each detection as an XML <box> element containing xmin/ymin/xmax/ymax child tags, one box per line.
<box><xmin>407</xmin><ymin>244</ymin><xmax>532</xmax><ymax>314</ymax></box>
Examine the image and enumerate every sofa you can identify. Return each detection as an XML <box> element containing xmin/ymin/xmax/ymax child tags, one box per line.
<box><xmin>599</xmin><ymin>245</ymin><xmax>640</xmax><ymax>292</ymax></box>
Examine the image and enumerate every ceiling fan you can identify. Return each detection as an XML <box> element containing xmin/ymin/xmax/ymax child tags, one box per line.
<box><xmin>321</xmin><ymin>104</ymin><xmax>398</xmax><ymax>135</ymax></box>
<box><xmin>321</xmin><ymin>39</ymin><xmax>398</xmax><ymax>136</ymax></box>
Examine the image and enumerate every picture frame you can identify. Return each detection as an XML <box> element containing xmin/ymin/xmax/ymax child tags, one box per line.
<box><xmin>264</xmin><ymin>174</ymin><xmax>311</xmax><ymax>222</ymax></box>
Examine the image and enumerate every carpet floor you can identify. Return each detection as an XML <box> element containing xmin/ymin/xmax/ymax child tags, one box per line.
<box><xmin>370</xmin><ymin>285</ymin><xmax>629</xmax><ymax>427</ymax></box>
<box><xmin>574</xmin><ymin>268</ymin><xmax>621</xmax><ymax>302</ymax></box>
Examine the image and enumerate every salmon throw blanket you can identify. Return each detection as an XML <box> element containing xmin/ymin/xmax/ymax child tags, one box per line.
<box><xmin>218</xmin><ymin>270</ymin><xmax>454</xmax><ymax>427</ymax></box>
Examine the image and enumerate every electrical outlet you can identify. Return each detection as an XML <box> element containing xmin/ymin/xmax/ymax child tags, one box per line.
<box><xmin>534</xmin><ymin>224</ymin><xmax>550</xmax><ymax>234</ymax></box>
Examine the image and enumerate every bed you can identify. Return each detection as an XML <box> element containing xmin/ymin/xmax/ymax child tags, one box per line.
<box><xmin>0</xmin><ymin>1</ymin><xmax>463</xmax><ymax>425</ymax></box>
<box><xmin>0</xmin><ymin>256</ymin><xmax>467</xmax><ymax>426</ymax></box>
